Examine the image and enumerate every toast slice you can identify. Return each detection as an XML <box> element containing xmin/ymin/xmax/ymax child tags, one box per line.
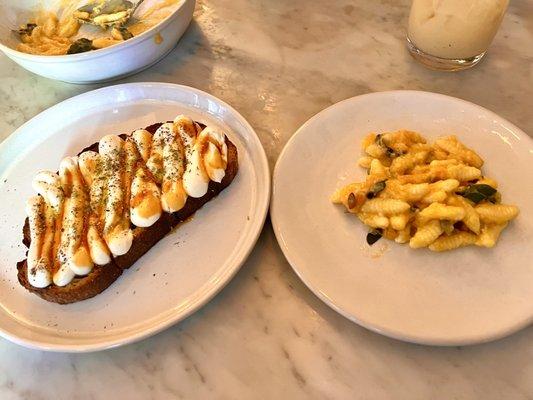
<box><xmin>17</xmin><ymin>120</ymin><xmax>238</xmax><ymax>304</ymax></box>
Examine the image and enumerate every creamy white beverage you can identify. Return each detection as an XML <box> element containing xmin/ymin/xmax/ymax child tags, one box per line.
<box><xmin>408</xmin><ymin>0</ymin><xmax>509</xmax><ymax>59</ymax></box>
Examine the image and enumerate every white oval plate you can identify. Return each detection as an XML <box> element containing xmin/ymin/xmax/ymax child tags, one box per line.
<box><xmin>271</xmin><ymin>91</ymin><xmax>533</xmax><ymax>346</ymax></box>
<box><xmin>0</xmin><ymin>82</ymin><xmax>270</xmax><ymax>352</ymax></box>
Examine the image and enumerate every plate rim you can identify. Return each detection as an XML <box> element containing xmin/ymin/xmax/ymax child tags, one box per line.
<box><xmin>0</xmin><ymin>82</ymin><xmax>271</xmax><ymax>352</ymax></box>
<box><xmin>271</xmin><ymin>89</ymin><xmax>533</xmax><ymax>346</ymax></box>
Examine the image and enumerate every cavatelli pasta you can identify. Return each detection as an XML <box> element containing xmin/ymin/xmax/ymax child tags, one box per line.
<box><xmin>330</xmin><ymin>183</ymin><xmax>362</xmax><ymax>204</ymax></box>
<box><xmin>476</xmin><ymin>223</ymin><xmax>508</xmax><ymax>248</ymax></box>
<box><xmin>399</xmin><ymin>183</ymin><xmax>430</xmax><ymax>202</ymax></box>
<box><xmin>409</xmin><ymin>220</ymin><xmax>443</xmax><ymax>249</ymax></box>
<box><xmin>475</xmin><ymin>204</ymin><xmax>519</xmax><ymax>224</ymax></box>
<box><xmin>434</xmin><ymin>136</ymin><xmax>483</xmax><ymax>168</ymax></box>
<box><xmin>445</xmin><ymin>165</ymin><xmax>482</xmax><ymax>182</ymax></box>
<box><xmin>448</xmin><ymin>195</ymin><xmax>480</xmax><ymax>234</ymax></box>
<box><xmin>430</xmin><ymin>179</ymin><xmax>460</xmax><ymax>192</ymax></box>
<box><xmin>365</xmin><ymin>143</ymin><xmax>386</xmax><ymax>159</ymax></box>
<box><xmin>420</xmin><ymin>190</ymin><xmax>447</xmax><ymax>204</ymax></box>
<box><xmin>358</xmin><ymin>156</ymin><xmax>373</xmax><ymax>169</ymax></box>
<box><xmin>332</xmin><ymin>130</ymin><xmax>518</xmax><ymax>251</ymax></box>
<box><xmin>395</xmin><ymin>225</ymin><xmax>412</xmax><ymax>244</ymax></box>
<box><xmin>369</xmin><ymin>158</ymin><xmax>388</xmax><ymax>176</ymax></box>
<box><xmin>361</xmin><ymin>198</ymin><xmax>411</xmax><ymax>215</ymax></box>
<box><xmin>361</xmin><ymin>133</ymin><xmax>377</xmax><ymax>150</ymax></box>
<box><xmin>429</xmin><ymin>231</ymin><xmax>477</xmax><ymax>252</ymax></box>
<box><xmin>358</xmin><ymin>212</ymin><xmax>389</xmax><ymax>229</ymax></box>
<box><xmin>390</xmin><ymin>213</ymin><xmax>410</xmax><ymax>230</ymax></box>
<box><xmin>418</xmin><ymin>203</ymin><xmax>465</xmax><ymax>222</ymax></box>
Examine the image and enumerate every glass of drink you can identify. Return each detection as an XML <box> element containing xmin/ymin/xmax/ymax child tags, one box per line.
<box><xmin>407</xmin><ymin>0</ymin><xmax>509</xmax><ymax>71</ymax></box>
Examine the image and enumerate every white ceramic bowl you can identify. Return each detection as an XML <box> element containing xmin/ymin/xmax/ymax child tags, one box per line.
<box><xmin>0</xmin><ymin>0</ymin><xmax>195</xmax><ymax>83</ymax></box>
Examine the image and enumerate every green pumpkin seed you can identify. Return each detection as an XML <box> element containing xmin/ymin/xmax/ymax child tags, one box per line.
<box><xmin>366</xmin><ymin>229</ymin><xmax>382</xmax><ymax>245</ymax></box>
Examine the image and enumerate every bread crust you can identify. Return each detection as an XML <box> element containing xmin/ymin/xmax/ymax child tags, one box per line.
<box><xmin>17</xmin><ymin>259</ymin><xmax>123</xmax><ymax>304</ymax></box>
<box><xmin>17</xmin><ymin>121</ymin><xmax>238</xmax><ymax>304</ymax></box>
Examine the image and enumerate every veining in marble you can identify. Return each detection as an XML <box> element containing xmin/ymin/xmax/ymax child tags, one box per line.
<box><xmin>1</xmin><ymin>0</ymin><xmax>532</xmax><ymax>399</ymax></box>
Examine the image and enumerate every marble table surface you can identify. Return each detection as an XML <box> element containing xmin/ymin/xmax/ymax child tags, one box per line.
<box><xmin>1</xmin><ymin>0</ymin><xmax>532</xmax><ymax>398</ymax></box>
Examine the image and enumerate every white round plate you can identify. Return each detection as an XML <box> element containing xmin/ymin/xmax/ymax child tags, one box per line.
<box><xmin>0</xmin><ymin>82</ymin><xmax>270</xmax><ymax>352</ymax></box>
<box><xmin>271</xmin><ymin>90</ymin><xmax>533</xmax><ymax>346</ymax></box>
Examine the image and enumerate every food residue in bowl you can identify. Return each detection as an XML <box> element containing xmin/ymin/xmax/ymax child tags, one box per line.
<box><xmin>15</xmin><ymin>0</ymin><xmax>179</xmax><ymax>55</ymax></box>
